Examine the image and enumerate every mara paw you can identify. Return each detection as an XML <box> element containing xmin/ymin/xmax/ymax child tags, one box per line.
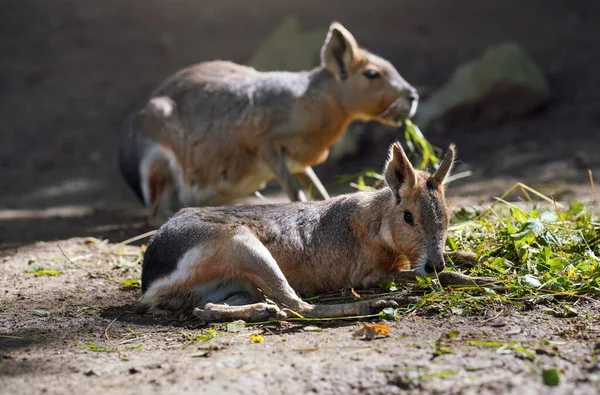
<box><xmin>193</xmin><ymin>307</ymin><xmax>221</xmax><ymax>322</ymax></box>
<box><xmin>249</xmin><ymin>304</ymin><xmax>285</xmax><ymax>321</ymax></box>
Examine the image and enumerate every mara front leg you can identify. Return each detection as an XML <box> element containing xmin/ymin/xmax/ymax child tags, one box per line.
<box><xmin>388</xmin><ymin>269</ymin><xmax>496</xmax><ymax>287</ymax></box>
<box><xmin>259</xmin><ymin>143</ymin><xmax>307</xmax><ymax>202</ymax></box>
<box><xmin>295</xmin><ymin>167</ymin><xmax>331</xmax><ymax>201</ymax></box>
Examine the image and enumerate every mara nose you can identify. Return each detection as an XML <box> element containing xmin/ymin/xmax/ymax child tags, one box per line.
<box><xmin>424</xmin><ymin>258</ymin><xmax>445</xmax><ymax>274</ymax></box>
<box><xmin>406</xmin><ymin>88</ymin><xmax>419</xmax><ymax>103</ymax></box>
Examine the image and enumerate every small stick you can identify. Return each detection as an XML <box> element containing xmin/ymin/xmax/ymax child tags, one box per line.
<box><xmin>104</xmin><ymin>315</ymin><xmax>122</xmax><ymax>341</ymax></box>
<box><xmin>518</xmin><ymin>184</ymin><xmax>532</xmax><ymax>202</ymax></box>
<box><xmin>445</xmin><ymin>170</ymin><xmax>473</xmax><ymax>185</ymax></box>
<box><xmin>116</xmin><ymin>230</ymin><xmax>157</xmax><ymax>247</ymax></box>
<box><xmin>476</xmin><ymin>182</ymin><xmax>564</xmax><ymax>221</ymax></box>
<box><xmin>57</xmin><ymin>244</ymin><xmax>119</xmax><ymax>285</ymax></box>
<box><xmin>589</xmin><ymin>169</ymin><xmax>596</xmax><ymax>208</ymax></box>
<box><xmin>552</xmin><ymin>198</ymin><xmax>569</xmax><ymax>249</ymax></box>
<box><xmin>480</xmin><ymin>309</ymin><xmax>504</xmax><ymax>325</ymax></box>
<box><xmin>253</xmin><ymin>191</ymin><xmax>272</xmax><ymax>203</ymax></box>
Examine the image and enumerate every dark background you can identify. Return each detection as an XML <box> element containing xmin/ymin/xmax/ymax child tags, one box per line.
<box><xmin>1</xmin><ymin>0</ymin><xmax>599</xmax><ymax>246</ymax></box>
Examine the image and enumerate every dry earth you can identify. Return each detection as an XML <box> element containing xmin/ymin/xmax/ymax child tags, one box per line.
<box><xmin>1</xmin><ymin>238</ymin><xmax>599</xmax><ymax>394</ymax></box>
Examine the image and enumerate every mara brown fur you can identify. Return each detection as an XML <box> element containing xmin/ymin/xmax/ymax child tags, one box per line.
<box><xmin>139</xmin><ymin>143</ymin><xmax>493</xmax><ymax>322</ymax></box>
<box><xmin>119</xmin><ymin>22</ymin><xmax>419</xmax><ymax>222</ymax></box>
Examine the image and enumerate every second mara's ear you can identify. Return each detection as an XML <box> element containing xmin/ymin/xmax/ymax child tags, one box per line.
<box><xmin>384</xmin><ymin>142</ymin><xmax>418</xmax><ymax>204</ymax></box>
<box><xmin>320</xmin><ymin>22</ymin><xmax>360</xmax><ymax>81</ymax></box>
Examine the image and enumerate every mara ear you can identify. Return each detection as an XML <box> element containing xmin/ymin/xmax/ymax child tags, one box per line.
<box><xmin>431</xmin><ymin>144</ymin><xmax>456</xmax><ymax>186</ymax></box>
<box><xmin>320</xmin><ymin>22</ymin><xmax>360</xmax><ymax>81</ymax></box>
<box><xmin>384</xmin><ymin>142</ymin><xmax>418</xmax><ymax>204</ymax></box>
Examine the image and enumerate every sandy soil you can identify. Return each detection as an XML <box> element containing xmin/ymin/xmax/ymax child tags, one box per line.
<box><xmin>1</xmin><ymin>238</ymin><xmax>599</xmax><ymax>394</ymax></box>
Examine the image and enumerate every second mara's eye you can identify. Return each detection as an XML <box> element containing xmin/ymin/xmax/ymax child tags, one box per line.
<box><xmin>404</xmin><ymin>211</ymin><xmax>414</xmax><ymax>226</ymax></box>
<box><xmin>362</xmin><ymin>69</ymin><xmax>381</xmax><ymax>79</ymax></box>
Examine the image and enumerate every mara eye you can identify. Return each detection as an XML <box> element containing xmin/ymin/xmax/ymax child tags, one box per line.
<box><xmin>362</xmin><ymin>69</ymin><xmax>381</xmax><ymax>79</ymax></box>
<box><xmin>404</xmin><ymin>211</ymin><xmax>414</xmax><ymax>226</ymax></box>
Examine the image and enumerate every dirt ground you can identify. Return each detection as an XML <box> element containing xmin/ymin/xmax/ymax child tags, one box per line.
<box><xmin>1</xmin><ymin>0</ymin><xmax>600</xmax><ymax>393</ymax></box>
<box><xmin>1</xmin><ymin>239</ymin><xmax>599</xmax><ymax>394</ymax></box>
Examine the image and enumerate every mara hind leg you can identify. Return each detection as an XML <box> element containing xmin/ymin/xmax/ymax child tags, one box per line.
<box><xmin>194</xmin><ymin>280</ymin><xmax>284</xmax><ymax>322</ymax></box>
<box><xmin>194</xmin><ymin>300</ymin><xmax>284</xmax><ymax>322</ymax></box>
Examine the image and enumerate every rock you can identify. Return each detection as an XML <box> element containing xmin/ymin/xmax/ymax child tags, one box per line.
<box><xmin>248</xmin><ymin>16</ymin><xmax>327</xmax><ymax>72</ymax></box>
<box><xmin>416</xmin><ymin>42</ymin><xmax>551</xmax><ymax>129</ymax></box>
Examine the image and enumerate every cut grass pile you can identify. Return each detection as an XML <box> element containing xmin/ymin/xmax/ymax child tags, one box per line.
<box><xmin>435</xmin><ymin>195</ymin><xmax>600</xmax><ymax>316</ymax></box>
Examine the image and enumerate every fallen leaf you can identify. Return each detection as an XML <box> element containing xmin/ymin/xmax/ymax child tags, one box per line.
<box><xmin>25</xmin><ymin>266</ymin><xmax>63</xmax><ymax>277</ymax></box>
<box><xmin>445</xmin><ymin>330</ymin><xmax>460</xmax><ymax>339</ymax></box>
<box><xmin>191</xmin><ymin>351</ymin><xmax>212</xmax><ymax>358</ymax></box>
<box><xmin>184</xmin><ymin>329</ymin><xmax>216</xmax><ymax>342</ymax></box>
<box><xmin>523</xmin><ymin>274</ymin><xmax>541</xmax><ymax>288</ymax></box>
<box><xmin>542</xmin><ymin>368</ymin><xmax>560</xmax><ymax>386</ymax></box>
<box><xmin>294</xmin><ymin>348</ymin><xmax>318</xmax><ymax>352</ymax></box>
<box><xmin>226</xmin><ymin>320</ymin><xmax>246</xmax><ymax>333</ymax></box>
<box><xmin>369</xmin><ymin>323</ymin><xmax>392</xmax><ymax>335</ymax></box>
<box><xmin>35</xmin><ymin>269</ymin><xmax>63</xmax><ymax>276</ymax></box>
<box><xmin>303</xmin><ymin>326</ymin><xmax>323</xmax><ymax>332</ymax></box>
<box><xmin>353</xmin><ymin>323</ymin><xmax>392</xmax><ymax>340</ymax></box>
<box><xmin>120</xmin><ymin>278</ymin><xmax>141</xmax><ymax>290</ymax></box>
<box><xmin>86</xmin><ymin>342</ymin><xmax>110</xmax><ymax>352</ymax></box>
<box><xmin>379</xmin><ymin>307</ymin><xmax>400</xmax><ymax>321</ymax></box>
<box><xmin>250</xmin><ymin>334</ymin><xmax>264</xmax><ymax>343</ymax></box>
<box><xmin>33</xmin><ymin>309</ymin><xmax>49</xmax><ymax>317</ymax></box>
<box><xmin>24</xmin><ymin>263</ymin><xmax>42</xmax><ymax>273</ymax></box>
<box><xmin>379</xmin><ymin>280</ymin><xmax>398</xmax><ymax>292</ymax></box>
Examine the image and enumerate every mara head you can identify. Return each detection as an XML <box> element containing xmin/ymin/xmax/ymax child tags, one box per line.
<box><xmin>382</xmin><ymin>142</ymin><xmax>456</xmax><ymax>276</ymax></box>
<box><xmin>320</xmin><ymin>22</ymin><xmax>418</xmax><ymax>125</ymax></box>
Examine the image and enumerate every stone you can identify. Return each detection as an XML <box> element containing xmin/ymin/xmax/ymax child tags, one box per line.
<box><xmin>248</xmin><ymin>16</ymin><xmax>327</xmax><ymax>72</ymax></box>
<box><xmin>416</xmin><ymin>42</ymin><xmax>551</xmax><ymax>129</ymax></box>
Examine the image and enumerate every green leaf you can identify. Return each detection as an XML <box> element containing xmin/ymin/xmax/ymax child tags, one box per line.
<box><xmin>446</xmin><ymin>236</ymin><xmax>458</xmax><ymax>252</ymax></box>
<box><xmin>184</xmin><ymin>329</ymin><xmax>217</xmax><ymax>342</ymax></box>
<box><xmin>510</xmin><ymin>207</ymin><xmax>528</xmax><ymax>223</ymax></box>
<box><xmin>379</xmin><ymin>307</ymin><xmax>401</xmax><ymax>321</ymax></box>
<box><xmin>403</xmin><ymin>119</ymin><xmax>440</xmax><ymax>169</ymax></box>
<box><xmin>379</xmin><ymin>280</ymin><xmax>398</xmax><ymax>292</ymax></box>
<box><xmin>25</xmin><ymin>266</ymin><xmax>63</xmax><ymax>276</ymax></box>
<box><xmin>24</xmin><ymin>263</ymin><xmax>43</xmax><ymax>273</ymax></box>
<box><xmin>542</xmin><ymin>368</ymin><xmax>560</xmax><ymax>386</ymax></box>
<box><xmin>86</xmin><ymin>342</ymin><xmax>110</xmax><ymax>352</ymax></box>
<box><xmin>120</xmin><ymin>278</ymin><xmax>141</xmax><ymax>289</ymax></box>
<box><xmin>467</xmin><ymin>340</ymin><xmax>505</xmax><ymax>348</ymax></box>
<box><xmin>195</xmin><ymin>329</ymin><xmax>216</xmax><ymax>341</ymax></box>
